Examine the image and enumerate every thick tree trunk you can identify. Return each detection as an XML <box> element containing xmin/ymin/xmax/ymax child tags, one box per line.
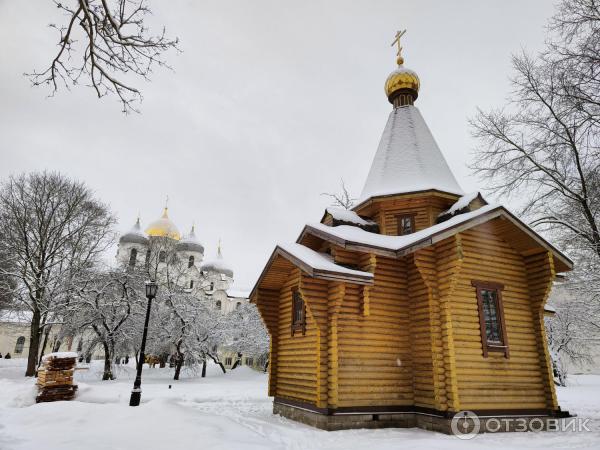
<box><xmin>25</xmin><ymin>309</ymin><xmax>41</xmax><ymax>377</ymax></box>
<box><xmin>36</xmin><ymin>327</ymin><xmax>51</xmax><ymax>368</ymax></box>
<box><xmin>102</xmin><ymin>341</ymin><xmax>114</xmax><ymax>380</ymax></box>
<box><xmin>173</xmin><ymin>343</ymin><xmax>184</xmax><ymax>380</ymax></box>
<box><xmin>201</xmin><ymin>359</ymin><xmax>207</xmax><ymax>378</ymax></box>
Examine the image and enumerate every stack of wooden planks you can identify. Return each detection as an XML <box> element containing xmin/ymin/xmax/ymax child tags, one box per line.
<box><xmin>36</xmin><ymin>352</ymin><xmax>78</xmax><ymax>403</ymax></box>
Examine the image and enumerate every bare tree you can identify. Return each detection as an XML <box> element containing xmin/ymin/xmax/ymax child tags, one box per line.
<box><xmin>321</xmin><ymin>179</ymin><xmax>357</xmax><ymax>210</ymax></box>
<box><xmin>0</xmin><ymin>171</ymin><xmax>115</xmax><ymax>376</ymax></box>
<box><xmin>27</xmin><ymin>0</ymin><xmax>179</xmax><ymax>113</ymax></box>
<box><xmin>66</xmin><ymin>268</ymin><xmax>145</xmax><ymax>380</ymax></box>
<box><xmin>470</xmin><ymin>0</ymin><xmax>600</xmax><ymax>261</ymax></box>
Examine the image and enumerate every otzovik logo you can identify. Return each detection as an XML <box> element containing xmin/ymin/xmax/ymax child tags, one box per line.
<box><xmin>451</xmin><ymin>411</ymin><xmax>480</xmax><ymax>439</ymax></box>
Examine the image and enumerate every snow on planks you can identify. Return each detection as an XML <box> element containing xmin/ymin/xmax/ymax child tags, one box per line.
<box><xmin>36</xmin><ymin>353</ymin><xmax>78</xmax><ymax>403</ymax></box>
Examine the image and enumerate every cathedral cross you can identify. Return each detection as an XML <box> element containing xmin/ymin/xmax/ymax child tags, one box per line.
<box><xmin>391</xmin><ymin>29</ymin><xmax>406</xmax><ymax>62</ymax></box>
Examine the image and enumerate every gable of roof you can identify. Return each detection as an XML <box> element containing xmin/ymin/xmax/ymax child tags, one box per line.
<box><xmin>299</xmin><ymin>205</ymin><xmax>573</xmax><ymax>273</ymax></box>
<box><xmin>250</xmin><ymin>242</ymin><xmax>374</xmax><ymax>299</ymax></box>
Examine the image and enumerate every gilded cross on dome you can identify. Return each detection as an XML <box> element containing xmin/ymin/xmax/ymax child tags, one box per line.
<box><xmin>391</xmin><ymin>29</ymin><xmax>406</xmax><ymax>65</ymax></box>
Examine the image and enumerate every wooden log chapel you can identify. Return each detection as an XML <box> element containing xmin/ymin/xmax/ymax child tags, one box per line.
<box><xmin>250</xmin><ymin>32</ymin><xmax>573</xmax><ymax>433</ymax></box>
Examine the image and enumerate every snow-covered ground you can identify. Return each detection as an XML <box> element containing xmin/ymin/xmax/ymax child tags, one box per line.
<box><xmin>0</xmin><ymin>359</ymin><xmax>598</xmax><ymax>450</ymax></box>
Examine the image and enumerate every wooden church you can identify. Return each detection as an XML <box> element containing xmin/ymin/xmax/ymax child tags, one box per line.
<box><xmin>250</xmin><ymin>33</ymin><xmax>573</xmax><ymax>433</ymax></box>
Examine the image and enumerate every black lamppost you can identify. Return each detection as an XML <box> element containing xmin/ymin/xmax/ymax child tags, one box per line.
<box><xmin>129</xmin><ymin>280</ymin><xmax>158</xmax><ymax>407</ymax></box>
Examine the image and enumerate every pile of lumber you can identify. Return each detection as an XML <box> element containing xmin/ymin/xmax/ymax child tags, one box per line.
<box><xmin>36</xmin><ymin>352</ymin><xmax>78</xmax><ymax>403</ymax></box>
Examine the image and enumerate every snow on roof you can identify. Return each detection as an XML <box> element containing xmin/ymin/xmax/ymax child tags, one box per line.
<box><xmin>0</xmin><ymin>309</ymin><xmax>32</xmax><ymax>323</ymax></box>
<box><xmin>305</xmin><ymin>204</ymin><xmax>501</xmax><ymax>253</ymax></box>
<box><xmin>201</xmin><ymin>247</ymin><xmax>234</xmax><ymax>278</ymax></box>
<box><xmin>119</xmin><ymin>218</ymin><xmax>149</xmax><ymax>245</ymax></box>
<box><xmin>544</xmin><ymin>304</ymin><xmax>556</xmax><ymax>313</ymax></box>
<box><xmin>42</xmin><ymin>352</ymin><xmax>79</xmax><ymax>361</ymax></box>
<box><xmin>227</xmin><ymin>289</ymin><xmax>250</xmax><ymax>299</ymax></box>
<box><xmin>278</xmin><ymin>243</ymin><xmax>374</xmax><ymax>280</ymax></box>
<box><xmin>359</xmin><ymin>106</ymin><xmax>463</xmax><ymax>203</ymax></box>
<box><xmin>326</xmin><ymin>207</ymin><xmax>376</xmax><ymax>227</ymax></box>
<box><xmin>177</xmin><ymin>226</ymin><xmax>205</xmax><ymax>253</ymax></box>
<box><xmin>439</xmin><ymin>191</ymin><xmax>482</xmax><ymax>217</ymax></box>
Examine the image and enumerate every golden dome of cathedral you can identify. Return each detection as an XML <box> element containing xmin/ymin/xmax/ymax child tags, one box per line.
<box><xmin>145</xmin><ymin>207</ymin><xmax>181</xmax><ymax>240</ymax></box>
<box><xmin>385</xmin><ymin>30</ymin><xmax>420</xmax><ymax>105</ymax></box>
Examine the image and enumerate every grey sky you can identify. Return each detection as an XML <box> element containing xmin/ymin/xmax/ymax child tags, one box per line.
<box><xmin>0</xmin><ymin>0</ymin><xmax>555</xmax><ymax>290</ymax></box>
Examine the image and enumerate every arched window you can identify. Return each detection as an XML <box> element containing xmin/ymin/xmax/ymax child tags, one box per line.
<box><xmin>15</xmin><ymin>336</ymin><xmax>25</xmax><ymax>354</ymax></box>
<box><xmin>129</xmin><ymin>248</ymin><xmax>138</xmax><ymax>267</ymax></box>
<box><xmin>216</xmin><ymin>300</ymin><xmax>221</xmax><ymax>310</ymax></box>
<box><xmin>188</xmin><ymin>255</ymin><xmax>195</xmax><ymax>268</ymax></box>
<box><xmin>159</xmin><ymin>250</ymin><xmax>166</xmax><ymax>263</ymax></box>
<box><xmin>236</xmin><ymin>302</ymin><xmax>241</xmax><ymax>309</ymax></box>
<box><xmin>189</xmin><ymin>280</ymin><xmax>194</xmax><ymax>289</ymax></box>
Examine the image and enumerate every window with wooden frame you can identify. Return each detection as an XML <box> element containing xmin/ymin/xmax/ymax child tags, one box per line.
<box><xmin>397</xmin><ymin>214</ymin><xmax>416</xmax><ymax>235</ymax></box>
<box><xmin>472</xmin><ymin>280</ymin><xmax>509</xmax><ymax>358</ymax></box>
<box><xmin>291</xmin><ymin>288</ymin><xmax>306</xmax><ymax>336</ymax></box>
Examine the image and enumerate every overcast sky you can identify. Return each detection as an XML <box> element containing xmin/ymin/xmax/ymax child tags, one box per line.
<box><xmin>0</xmin><ymin>0</ymin><xmax>556</xmax><ymax>290</ymax></box>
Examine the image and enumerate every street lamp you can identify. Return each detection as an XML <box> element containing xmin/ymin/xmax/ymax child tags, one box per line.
<box><xmin>129</xmin><ymin>280</ymin><xmax>158</xmax><ymax>407</ymax></box>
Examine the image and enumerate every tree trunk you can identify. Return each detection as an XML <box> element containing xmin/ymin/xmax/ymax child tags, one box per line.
<box><xmin>201</xmin><ymin>359</ymin><xmax>207</xmax><ymax>378</ymax></box>
<box><xmin>25</xmin><ymin>309</ymin><xmax>41</xmax><ymax>377</ymax></box>
<box><xmin>207</xmin><ymin>352</ymin><xmax>226</xmax><ymax>373</ymax></box>
<box><xmin>263</xmin><ymin>360</ymin><xmax>269</xmax><ymax>373</ymax></box>
<box><xmin>36</xmin><ymin>326</ymin><xmax>51</xmax><ymax>368</ymax></box>
<box><xmin>173</xmin><ymin>357</ymin><xmax>183</xmax><ymax>380</ymax></box>
<box><xmin>173</xmin><ymin>343</ymin><xmax>184</xmax><ymax>380</ymax></box>
<box><xmin>102</xmin><ymin>341</ymin><xmax>114</xmax><ymax>380</ymax></box>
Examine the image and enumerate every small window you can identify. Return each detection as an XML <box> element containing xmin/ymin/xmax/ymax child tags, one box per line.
<box><xmin>159</xmin><ymin>251</ymin><xmax>166</xmax><ymax>263</ymax></box>
<box><xmin>236</xmin><ymin>302</ymin><xmax>241</xmax><ymax>309</ymax></box>
<box><xmin>216</xmin><ymin>300</ymin><xmax>221</xmax><ymax>310</ymax></box>
<box><xmin>246</xmin><ymin>357</ymin><xmax>254</xmax><ymax>366</ymax></box>
<box><xmin>128</xmin><ymin>248</ymin><xmax>137</xmax><ymax>268</ymax></box>
<box><xmin>472</xmin><ymin>281</ymin><xmax>509</xmax><ymax>358</ymax></box>
<box><xmin>397</xmin><ymin>214</ymin><xmax>415</xmax><ymax>235</ymax></box>
<box><xmin>189</xmin><ymin>280</ymin><xmax>194</xmax><ymax>289</ymax></box>
<box><xmin>210</xmin><ymin>282</ymin><xmax>214</xmax><ymax>291</ymax></box>
<box><xmin>291</xmin><ymin>288</ymin><xmax>306</xmax><ymax>336</ymax></box>
<box><xmin>225</xmin><ymin>357</ymin><xmax>232</xmax><ymax>366</ymax></box>
<box><xmin>188</xmin><ymin>255</ymin><xmax>195</xmax><ymax>268</ymax></box>
<box><xmin>15</xmin><ymin>336</ymin><xmax>25</xmax><ymax>354</ymax></box>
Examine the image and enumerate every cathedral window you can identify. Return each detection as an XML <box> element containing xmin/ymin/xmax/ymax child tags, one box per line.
<box><xmin>397</xmin><ymin>214</ymin><xmax>415</xmax><ymax>235</ymax></box>
<box><xmin>15</xmin><ymin>336</ymin><xmax>25</xmax><ymax>354</ymax></box>
<box><xmin>128</xmin><ymin>248</ymin><xmax>138</xmax><ymax>268</ymax></box>
<box><xmin>216</xmin><ymin>300</ymin><xmax>221</xmax><ymax>310</ymax></box>
<box><xmin>472</xmin><ymin>281</ymin><xmax>509</xmax><ymax>358</ymax></box>
<box><xmin>188</xmin><ymin>255</ymin><xmax>195</xmax><ymax>268</ymax></box>
<box><xmin>291</xmin><ymin>288</ymin><xmax>306</xmax><ymax>336</ymax></box>
<box><xmin>159</xmin><ymin>251</ymin><xmax>166</xmax><ymax>263</ymax></box>
<box><xmin>225</xmin><ymin>357</ymin><xmax>232</xmax><ymax>366</ymax></box>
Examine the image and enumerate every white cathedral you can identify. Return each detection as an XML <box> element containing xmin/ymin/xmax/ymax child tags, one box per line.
<box><xmin>116</xmin><ymin>207</ymin><xmax>249</xmax><ymax>314</ymax></box>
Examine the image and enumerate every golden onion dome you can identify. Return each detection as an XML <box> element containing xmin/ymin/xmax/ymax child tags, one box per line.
<box><xmin>385</xmin><ymin>30</ymin><xmax>420</xmax><ymax>106</ymax></box>
<box><xmin>145</xmin><ymin>207</ymin><xmax>181</xmax><ymax>240</ymax></box>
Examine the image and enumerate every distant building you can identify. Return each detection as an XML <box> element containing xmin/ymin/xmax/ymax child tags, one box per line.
<box><xmin>116</xmin><ymin>207</ymin><xmax>248</xmax><ymax>314</ymax></box>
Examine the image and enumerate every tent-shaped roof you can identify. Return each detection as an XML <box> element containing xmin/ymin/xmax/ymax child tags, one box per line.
<box><xmin>359</xmin><ymin>105</ymin><xmax>463</xmax><ymax>204</ymax></box>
